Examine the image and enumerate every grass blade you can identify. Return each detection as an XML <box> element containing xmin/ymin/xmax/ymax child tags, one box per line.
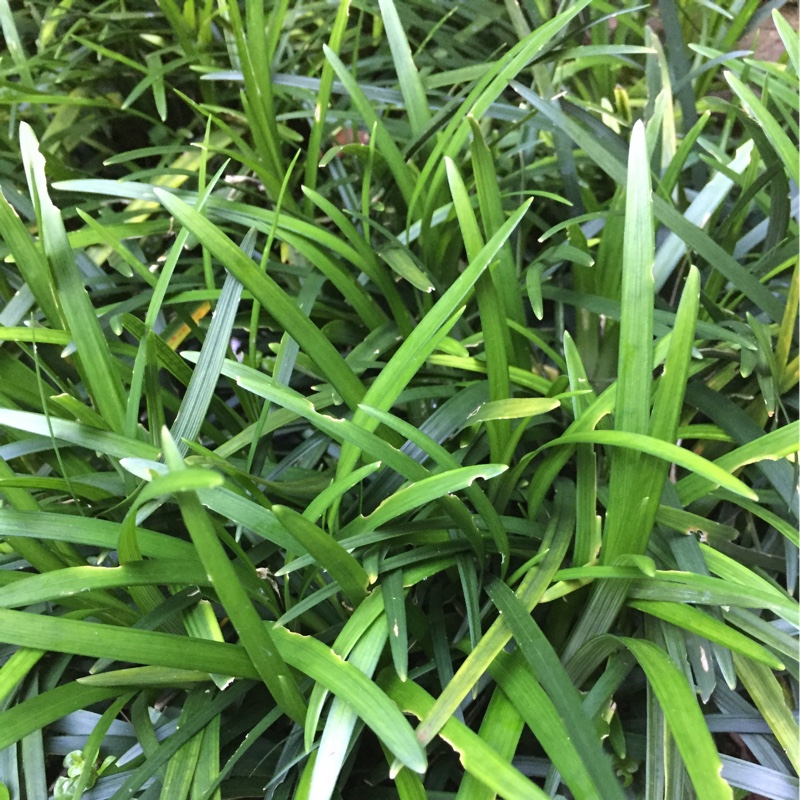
<box><xmin>171</xmin><ymin>260</ymin><xmax>245</xmax><ymax>455</ymax></box>
<box><xmin>0</xmin><ymin>683</ymin><xmax>124</xmax><ymax>751</ymax></box>
<box><xmin>602</xmin><ymin>119</ymin><xmax>654</xmax><ymax>563</ymax></box>
<box><xmin>342</xmin><ymin>465</ymin><xmax>506</xmax><ymax>537</ymax></box>
<box><xmin>732</xmin><ymin>653</ymin><xmax>800</xmax><ymax>772</ymax></box>
<box><xmin>309</xmin><ymin>618</ymin><xmax>388</xmax><ymax>800</ymax></box>
<box><xmin>323</xmin><ymin>45</ymin><xmax>417</xmax><ymax>206</ymax></box>
<box><xmin>487</xmin><ymin>579</ymin><xmax>626</xmax><ymax>799</ymax></box>
<box><xmin>454</xmin><ymin>684</ymin><xmax>524</xmax><ymax>800</ymax></box>
<box><xmin>302</xmin><ymin>0</ymin><xmax>351</xmax><ymax>205</ymax></box>
<box><xmin>772</xmin><ymin>9</ymin><xmax>799</xmax><ymax>72</ymax></box>
<box><xmin>0</xmin><ymin>189</ymin><xmax>60</xmax><ymax>326</ymax></box>
<box><xmin>445</xmin><ymin>155</ymin><xmax>511</xmax><ymax>462</ymax></box>
<box><xmin>629</xmin><ymin>600</ymin><xmax>784</xmax><ymax>669</ymax></box>
<box><xmin>272</xmin><ymin>505</ymin><xmax>370</xmax><ymax>607</ymax></box>
<box><xmin>382</xmin><ymin>569</ymin><xmax>408</xmax><ymax>682</ymax></box>
<box><xmin>161</xmin><ymin>432</ymin><xmax>307</xmax><ymax>724</ymax></box>
<box><xmin>540</xmin><ymin>430</ymin><xmax>757</xmax><ymax>500</ymax></box>
<box><xmin>0</xmin><ymin>409</ymin><xmax>159</xmax><ymax>461</ymax></box>
<box><xmin>416</xmin><ymin>480</ymin><xmax>575</xmax><ymax>745</ymax></box>
<box><xmin>153</xmin><ymin>188</ymin><xmax>366</xmax><ymax>410</ymax></box>
<box><xmin>617</xmin><ymin>637</ymin><xmax>733</xmax><ymax>800</ymax></box>
<box><xmin>412</xmin><ymin>0</ymin><xmax>592</xmax><ymax>219</ymax></box>
<box><xmin>384</xmin><ymin>675</ymin><xmax>549</xmax><ymax>799</ymax></box>
<box><xmin>378</xmin><ymin>0</ymin><xmax>431</xmax><ymax>136</ymax></box>
<box><xmin>335</xmin><ymin>198</ymin><xmax>532</xmax><ymax>487</ymax></box>
<box><xmin>0</xmin><ymin>608</ymin><xmax>428</xmax><ymax>773</ymax></box>
<box><xmin>19</xmin><ymin>123</ymin><xmax>127</xmax><ymax>433</ymax></box>
<box><xmin>512</xmin><ymin>83</ymin><xmax>784</xmax><ymax>321</ymax></box>
<box><xmin>725</xmin><ymin>70</ymin><xmax>799</xmax><ymax>184</ymax></box>
<box><xmin>468</xmin><ymin>116</ymin><xmax>528</xmax><ymax>367</ymax></box>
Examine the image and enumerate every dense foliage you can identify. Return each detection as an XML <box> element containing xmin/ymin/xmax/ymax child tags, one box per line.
<box><xmin>0</xmin><ymin>1</ymin><xmax>797</xmax><ymax>799</ymax></box>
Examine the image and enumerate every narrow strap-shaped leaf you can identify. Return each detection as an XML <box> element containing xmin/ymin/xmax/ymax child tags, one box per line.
<box><xmin>301</xmin><ymin>186</ymin><xmax>411</xmax><ymax>332</ymax></box>
<box><xmin>511</xmin><ymin>83</ymin><xmax>783</xmax><ymax>321</ymax></box>
<box><xmin>382</xmin><ymin>569</ymin><xmax>408</xmax><ymax>682</ymax></box>
<box><xmin>0</xmin><ymin>682</ymin><xmax>125</xmax><ymax>751</ymax></box>
<box><xmin>579</xmin><ymin>263</ymin><xmax>700</xmax><ymax>645</ymax></box>
<box><xmin>378</xmin><ymin>0</ymin><xmax>430</xmax><ymax>136</ymax></box>
<box><xmin>173</xmin><ymin>483</ymin><xmax>307</xmax><ymax>724</ymax></box>
<box><xmin>0</xmin><ymin>409</ymin><xmax>159</xmax><ymax>460</ymax></box>
<box><xmin>0</xmin><ymin>508</ymin><xmax>194</xmax><ymax>560</ymax></box>
<box><xmin>454</xmin><ymin>684</ymin><xmax>524</xmax><ymax>800</ymax></box>
<box><xmin>194</xmin><ymin>356</ymin><xmax>486</xmax><ymax>557</ymax></box>
<box><xmin>302</xmin><ymin>0</ymin><xmax>350</xmax><ymax>204</ymax></box>
<box><xmin>469</xmin><ymin>398</ymin><xmax>560</xmax><ymax>422</ymax></box>
<box><xmin>73</xmin><ymin>207</ymin><xmax>158</xmax><ymax>284</ymax></box>
<box><xmin>0</xmin><ymin>188</ymin><xmax>60</xmax><ymax>326</ymax></box>
<box><xmin>106</xmin><ymin>680</ymin><xmax>250</xmax><ymax>800</ymax></box>
<box><xmin>384</xmin><ymin>674</ymin><xmax>549</xmax><ymax>799</ymax></box>
<box><xmin>732</xmin><ymin>653</ymin><xmax>800</xmax><ymax>773</ymax></box>
<box><xmin>159</xmin><ymin>690</ymin><xmax>210</xmax><ymax>800</ymax></box>
<box><xmin>487</xmin><ymin>579</ymin><xmax>626</xmax><ymax>799</ymax></box>
<box><xmin>126</xmin><ymin>158</ymin><xmax>231</xmax><ymax>439</ymax></box>
<box><xmin>272</xmin><ymin>506</ymin><xmax>369</xmax><ymax>607</ymax></box>
<box><xmin>303</xmin><ymin>462</ymin><xmax>382</xmax><ymax>524</ymax></box>
<box><xmin>725</xmin><ymin>70</ymin><xmax>799</xmax><ymax>184</ymax></box>
<box><xmin>0</xmin><ymin>560</ymin><xmax>215</xmax><ymax>608</ymax></box>
<box><xmin>323</xmin><ymin>45</ymin><xmax>417</xmax><ymax>206</ymax></box>
<box><xmin>271</xmin><ymin>626</ymin><xmax>427</xmax><ymax>775</ymax></box>
<box><xmin>445</xmin><ymin>156</ymin><xmax>511</xmax><ymax>462</ymax></box>
<box><xmin>629</xmin><ymin>571</ymin><xmax>798</xmax><ymax>624</ymax></box>
<box><xmin>720</xmin><ymin>754</ymin><xmax>799</xmax><ymax>800</ymax></box>
<box><xmin>190</xmin><ymin>709</ymin><xmax>221</xmax><ymax>800</ymax></box>
<box><xmin>308</xmin><ymin>618</ymin><xmax>388</xmax><ymax>800</ymax></box>
<box><xmin>563</xmin><ymin>331</ymin><xmax>601</xmax><ymax>567</ymax></box>
<box><xmin>647</xmin><ymin>264</ymin><xmax>700</xmax><ymax>442</ymax></box>
<box><xmin>653</xmin><ymin>142</ymin><xmax>753</xmax><ymax>290</ymax></box>
<box><xmin>0</xmin><ymin>607</ymin><xmax>427</xmax><ymax>773</ymax></box>
<box><xmin>335</xmin><ymin>198</ymin><xmax>532</xmax><ymax>486</ymax></box>
<box><xmin>0</xmin><ymin>646</ymin><xmax>45</xmax><ymax>705</ymax></box>
<box><xmin>537</xmin><ymin>430</ymin><xmax>757</xmax><ymax>500</ymax></box>
<box><xmin>468</xmin><ymin>116</ymin><xmax>528</xmax><ymax>368</ymax></box>
<box><xmin>303</xmin><ymin>589</ymin><xmax>389</xmax><ymax>748</ymax></box>
<box><xmin>682</xmin><ymin>383</ymin><xmax>797</xmax><ymax>510</ymax></box>
<box><xmin>772</xmin><ymin>8</ymin><xmax>799</xmax><ymax>72</ymax></box>
<box><xmin>357</xmin><ymin>403</ymin><xmax>508</xmax><ymax>565</ymax></box>
<box><xmin>602</xmin><ymin>119</ymin><xmax>654</xmax><ymax>564</ymax></box>
<box><xmin>182</xmin><ymin>598</ymin><xmax>235</xmax><ymax>690</ymax></box>
<box><xmin>342</xmin><ymin>465</ymin><xmax>507</xmax><ymax>538</ymax></box>
<box><xmin>483</xmin><ymin>648</ymin><xmax>608</xmax><ymax>800</ymax></box>
<box><xmin>416</xmin><ymin>480</ymin><xmax>575</xmax><ymax>745</ymax></box>
<box><xmin>615</xmin><ymin>637</ymin><xmax>733</xmax><ymax>800</ymax></box>
<box><xmin>171</xmin><ymin>261</ymin><xmax>244</xmax><ymax>455</ymax></box>
<box><xmin>153</xmin><ymin>188</ymin><xmax>366</xmax><ymax>410</ymax></box>
<box><xmin>19</xmin><ymin>123</ymin><xmax>127</xmax><ymax>432</ymax></box>
<box><xmin>676</xmin><ymin>421</ymin><xmax>798</xmax><ymax>506</ymax></box>
<box><xmin>628</xmin><ymin>600</ymin><xmax>784</xmax><ymax>669</ymax></box>
<box><xmin>220</xmin><ymin>1</ymin><xmax>285</xmax><ymax>202</ymax></box>
<box><xmin>412</xmin><ymin>0</ymin><xmax>592</xmax><ymax>219</ymax></box>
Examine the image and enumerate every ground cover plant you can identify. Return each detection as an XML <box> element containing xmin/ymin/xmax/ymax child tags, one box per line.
<box><xmin>0</xmin><ymin>0</ymin><xmax>797</xmax><ymax>798</ymax></box>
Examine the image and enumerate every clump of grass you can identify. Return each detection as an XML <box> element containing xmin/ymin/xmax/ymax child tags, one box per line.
<box><xmin>0</xmin><ymin>1</ymin><xmax>797</xmax><ymax>799</ymax></box>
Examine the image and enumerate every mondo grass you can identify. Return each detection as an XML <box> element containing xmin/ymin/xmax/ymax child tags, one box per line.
<box><xmin>0</xmin><ymin>2</ymin><xmax>797</xmax><ymax>800</ymax></box>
